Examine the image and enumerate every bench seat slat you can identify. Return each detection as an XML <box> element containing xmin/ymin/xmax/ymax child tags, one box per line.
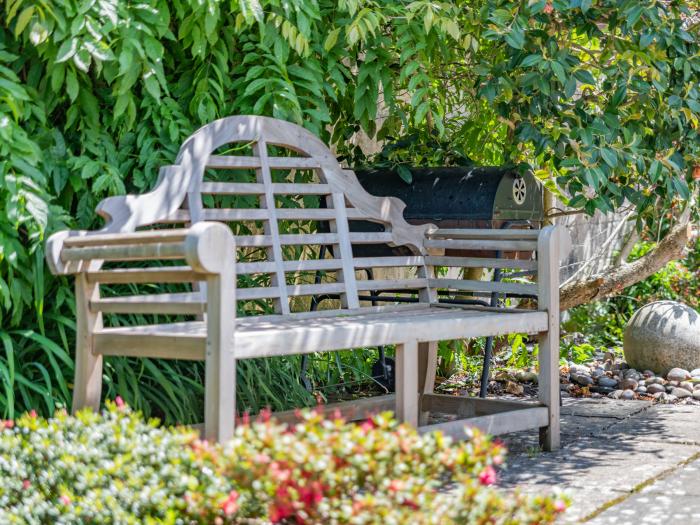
<box><xmin>92</xmin><ymin>306</ymin><xmax>548</xmax><ymax>360</ymax></box>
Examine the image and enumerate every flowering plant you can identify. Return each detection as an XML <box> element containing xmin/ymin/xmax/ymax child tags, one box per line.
<box><xmin>0</xmin><ymin>403</ymin><xmax>566</xmax><ymax>523</ymax></box>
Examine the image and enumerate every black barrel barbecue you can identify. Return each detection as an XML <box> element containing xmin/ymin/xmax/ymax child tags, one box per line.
<box><xmin>301</xmin><ymin>166</ymin><xmax>544</xmax><ymax>397</ymax></box>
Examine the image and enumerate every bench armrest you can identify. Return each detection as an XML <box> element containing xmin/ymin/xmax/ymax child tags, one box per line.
<box><xmin>46</xmin><ymin>222</ymin><xmax>235</xmax><ymax>277</ymax></box>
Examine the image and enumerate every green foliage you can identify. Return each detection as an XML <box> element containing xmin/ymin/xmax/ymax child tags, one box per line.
<box><xmin>0</xmin><ymin>0</ymin><xmax>466</xmax><ymax>419</ymax></box>
<box><xmin>0</xmin><ymin>405</ymin><xmax>566</xmax><ymax>524</ymax></box>
<box><xmin>1</xmin><ymin>0</ymin><xmax>699</xmax><ymax>420</ymax></box>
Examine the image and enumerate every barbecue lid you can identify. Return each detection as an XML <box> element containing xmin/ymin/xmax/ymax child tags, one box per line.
<box><xmin>354</xmin><ymin>166</ymin><xmax>543</xmax><ymax>221</ymax></box>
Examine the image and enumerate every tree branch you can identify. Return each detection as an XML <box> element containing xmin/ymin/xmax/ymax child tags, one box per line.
<box><xmin>559</xmin><ymin>218</ymin><xmax>695</xmax><ymax>311</ymax></box>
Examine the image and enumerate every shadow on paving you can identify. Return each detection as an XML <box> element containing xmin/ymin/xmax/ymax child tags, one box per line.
<box><xmin>495</xmin><ymin>398</ymin><xmax>700</xmax><ymax>523</ymax></box>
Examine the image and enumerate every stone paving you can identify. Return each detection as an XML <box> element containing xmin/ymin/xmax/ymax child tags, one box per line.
<box><xmin>498</xmin><ymin>398</ymin><xmax>700</xmax><ymax>523</ymax></box>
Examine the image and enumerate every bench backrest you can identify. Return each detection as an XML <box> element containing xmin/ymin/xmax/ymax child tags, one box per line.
<box><xmin>104</xmin><ymin>116</ymin><xmax>440</xmax><ymax>314</ymax></box>
<box><xmin>91</xmin><ymin>115</ymin><xmax>544</xmax><ymax>316</ymax></box>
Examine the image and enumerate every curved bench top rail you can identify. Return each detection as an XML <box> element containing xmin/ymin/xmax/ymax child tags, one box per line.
<box><xmin>93</xmin><ymin>116</ymin><xmax>438</xmax><ymax>313</ymax></box>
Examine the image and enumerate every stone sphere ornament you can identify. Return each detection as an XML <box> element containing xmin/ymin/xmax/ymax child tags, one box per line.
<box><xmin>623</xmin><ymin>301</ymin><xmax>700</xmax><ymax>376</ymax></box>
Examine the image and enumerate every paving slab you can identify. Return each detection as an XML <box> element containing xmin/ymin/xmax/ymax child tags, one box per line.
<box><xmin>610</xmin><ymin>403</ymin><xmax>700</xmax><ymax>445</ymax></box>
<box><xmin>561</xmin><ymin>398</ymin><xmax>652</xmax><ymax>419</ymax></box>
<box><xmin>497</xmin><ymin>399</ymin><xmax>700</xmax><ymax>523</ymax></box>
<box><xmin>587</xmin><ymin>493</ymin><xmax>700</xmax><ymax>524</ymax></box>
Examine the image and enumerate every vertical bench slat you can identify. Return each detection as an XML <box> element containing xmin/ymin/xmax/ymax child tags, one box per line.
<box><xmin>254</xmin><ymin>139</ymin><xmax>289</xmax><ymax>314</ymax></box>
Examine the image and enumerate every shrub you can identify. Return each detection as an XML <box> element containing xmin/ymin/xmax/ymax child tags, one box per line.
<box><xmin>0</xmin><ymin>404</ymin><xmax>566</xmax><ymax>524</ymax></box>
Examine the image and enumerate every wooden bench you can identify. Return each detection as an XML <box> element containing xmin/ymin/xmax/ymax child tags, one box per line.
<box><xmin>46</xmin><ymin>115</ymin><xmax>570</xmax><ymax>449</ymax></box>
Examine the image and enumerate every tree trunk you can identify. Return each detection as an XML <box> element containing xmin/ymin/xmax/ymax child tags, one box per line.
<box><xmin>559</xmin><ymin>219</ymin><xmax>694</xmax><ymax>311</ymax></box>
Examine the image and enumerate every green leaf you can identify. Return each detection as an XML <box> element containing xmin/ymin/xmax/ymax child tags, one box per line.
<box><xmin>324</xmin><ymin>28</ymin><xmax>341</xmax><ymax>51</ymax></box>
<box><xmin>55</xmin><ymin>38</ymin><xmax>78</xmax><ymax>63</ymax></box>
<box><xmin>550</xmin><ymin>61</ymin><xmax>567</xmax><ymax>85</ymax></box>
<box><xmin>600</xmin><ymin>148</ymin><xmax>618</xmax><ymax>168</ymax></box>
<box><xmin>504</xmin><ymin>27</ymin><xmax>525</xmax><ymax>50</ymax></box>
<box><xmin>65</xmin><ymin>69</ymin><xmax>79</xmax><ymax>101</ymax></box>
<box><xmin>14</xmin><ymin>6</ymin><xmax>34</xmax><ymax>37</ymax></box>
<box><xmin>520</xmin><ymin>54</ymin><xmax>542</xmax><ymax>67</ymax></box>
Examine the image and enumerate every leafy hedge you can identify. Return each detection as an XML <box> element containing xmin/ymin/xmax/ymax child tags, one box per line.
<box><xmin>0</xmin><ymin>405</ymin><xmax>566</xmax><ymax>524</ymax></box>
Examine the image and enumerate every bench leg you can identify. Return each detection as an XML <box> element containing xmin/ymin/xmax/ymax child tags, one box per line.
<box><xmin>417</xmin><ymin>341</ymin><xmax>438</xmax><ymax>426</ymax></box>
<box><xmin>72</xmin><ymin>274</ymin><xmax>103</xmax><ymax>413</ymax></box>
<box><xmin>538</xmin><ymin>330</ymin><xmax>560</xmax><ymax>451</ymax></box>
<box><xmin>395</xmin><ymin>340</ymin><xmax>419</xmax><ymax>427</ymax></box>
<box><xmin>204</xmin><ymin>273</ymin><xmax>236</xmax><ymax>443</ymax></box>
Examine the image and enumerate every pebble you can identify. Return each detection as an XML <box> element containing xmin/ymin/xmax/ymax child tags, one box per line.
<box><xmin>667</xmin><ymin>368</ymin><xmax>691</xmax><ymax>381</ymax></box>
<box><xmin>649</xmin><ymin>377</ymin><xmax>666</xmax><ymax>385</ymax></box>
<box><xmin>643</xmin><ymin>370</ymin><xmax>655</xmax><ymax>378</ymax></box>
<box><xmin>515</xmin><ymin>371</ymin><xmax>538</xmax><ymax>383</ymax></box>
<box><xmin>691</xmin><ymin>369</ymin><xmax>700</xmax><ymax>378</ymax></box>
<box><xmin>636</xmin><ymin>386</ymin><xmax>647</xmax><ymax>394</ymax></box>
<box><xmin>569</xmin><ymin>364</ymin><xmax>590</xmax><ymax>376</ymax></box>
<box><xmin>671</xmin><ymin>387</ymin><xmax>693</xmax><ymax>398</ymax></box>
<box><xmin>680</xmin><ymin>381</ymin><xmax>694</xmax><ymax>391</ymax></box>
<box><xmin>608</xmin><ymin>390</ymin><xmax>624</xmax><ymax>399</ymax></box>
<box><xmin>571</xmin><ymin>373</ymin><xmax>594</xmax><ymax>386</ymax></box>
<box><xmin>623</xmin><ymin>369</ymin><xmax>641</xmax><ymax>381</ymax></box>
<box><xmin>621</xmin><ymin>390</ymin><xmax>636</xmax><ymax>400</ymax></box>
<box><xmin>694</xmin><ymin>391</ymin><xmax>700</xmax><ymax>401</ymax></box>
<box><xmin>620</xmin><ymin>378</ymin><xmax>639</xmax><ymax>390</ymax></box>
<box><xmin>597</xmin><ymin>376</ymin><xmax>619</xmax><ymax>388</ymax></box>
<box><xmin>590</xmin><ymin>386</ymin><xmax>614</xmax><ymax>395</ymax></box>
<box><xmin>647</xmin><ymin>383</ymin><xmax>666</xmax><ymax>394</ymax></box>
<box><xmin>591</xmin><ymin>368</ymin><xmax>605</xmax><ymax>379</ymax></box>
<box><xmin>668</xmin><ymin>380</ymin><xmax>680</xmax><ymax>388</ymax></box>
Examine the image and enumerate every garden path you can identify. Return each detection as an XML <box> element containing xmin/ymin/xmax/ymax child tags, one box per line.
<box><xmin>498</xmin><ymin>398</ymin><xmax>700</xmax><ymax>523</ymax></box>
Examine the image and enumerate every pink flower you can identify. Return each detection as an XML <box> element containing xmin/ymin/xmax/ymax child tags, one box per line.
<box><xmin>388</xmin><ymin>479</ymin><xmax>403</xmax><ymax>492</ymax></box>
<box><xmin>258</xmin><ymin>407</ymin><xmax>272</xmax><ymax>423</ymax></box>
<box><xmin>543</xmin><ymin>2</ymin><xmax>554</xmax><ymax>14</ymax></box>
<box><xmin>22</xmin><ymin>480</ymin><xmax>30</xmax><ymax>490</ymax></box>
<box><xmin>29</xmin><ymin>410</ymin><xmax>37</xmax><ymax>419</ymax></box>
<box><xmin>220</xmin><ymin>490</ymin><xmax>239</xmax><ymax>516</ymax></box>
<box><xmin>478</xmin><ymin>465</ymin><xmax>497</xmax><ymax>486</ymax></box>
<box><xmin>359</xmin><ymin>418</ymin><xmax>377</xmax><ymax>433</ymax></box>
<box><xmin>115</xmin><ymin>396</ymin><xmax>125</xmax><ymax>409</ymax></box>
<box><xmin>59</xmin><ymin>494</ymin><xmax>71</xmax><ymax>506</ymax></box>
<box><xmin>554</xmin><ymin>500</ymin><xmax>567</xmax><ymax>513</ymax></box>
<box><xmin>1</xmin><ymin>420</ymin><xmax>14</xmax><ymax>430</ymax></box>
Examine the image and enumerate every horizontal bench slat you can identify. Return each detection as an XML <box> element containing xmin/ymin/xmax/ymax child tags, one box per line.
<box><xmin>62</xmin><ymin>243</ymin><xmax>185</xmax><ymax>263</ymax></box>
<box><xmin>429</xmin><ymin>278</ymin><xmax>537</xmax><ymax>296</ymax></box>
<box><xmin>356</xmin><ymin>279</ymin><xmax>428</xmax><ymax>291</ymax></box>
<box><xmin>87</xmin><ymin>267</ymin><xmax>201</xmax><ymax>284</ymax></box>
<box><xmin>63</xmin><ymin>229</ymin><xmax>188</xmax><ymax>248</ymax></box>
<box><xmin>353</xmin><ymin>256</ymin><xmax>425</xmax><ymax>268</ymax></box>
<box><xmin>427</xmin><ymin>229</ymin><xmax>540</xmax><ymax>240</ymax></box>
<box><xmin>424</xmin><ymin>239</ymin><xmax>538</xmax><ymax>251</ymax></box>
<box><xmin>234</xmin><ymin>232</ymin><xmax>393</xmax><ymax>247</ymax></box>
<box><xmin>426</xmin><ymin>256</ymin><xmax>538</xmax><ymax>270</ymax></box>
<box><xmin>206</xmin><ymin>155</ymin><xmax>321</xmax><ymax>170</ymax></box>
<box><xmin>201</xmin><ymin>182</ymin><xmax>332</xmax><ymax>195</ymax></box>
<box><xmin>91</xmin><ymin>292</ymin><xmax>205</xmax><ymax>314</ymax></box>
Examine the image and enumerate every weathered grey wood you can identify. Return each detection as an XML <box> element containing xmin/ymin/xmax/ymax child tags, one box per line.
<box><xmin>46</xmin><ymin>115</ymin><xmax>569</xmax><ymax>447</ymax></box>
<box><xmin>91</xmin><ymin>292</ymin><xmax>206</xmax><ymax>315</ymax></box>
<box><xmin>427</xmin><ymin>228</ymin><xmax>540</xmax><ymax>240</ymax></box>
<box><xmin>72</xmin><ymin>273</ymin><xmax>103</xmax><ymax>413</ymax></box>
<box><xmin>417</xmin><ymin>341</ymin><xmax>438</xmax><ymax>425</ymax></box>
<box><xmin>201</xmin><ymin>182</ymin><xmax>331</xmax><ymax>195</ymax></box>
<box><xmin>424</xmin><ymin>239</ymin><xmax>538</xmax><ymax>251</ymax></box>
<box><xmin>426</xmin><ymin>256</ymin><xmax>537</xmax><ymax>271</ymax></box>
<box><xmin>395</xmin><ymin>340</ymin><xmax>419</xmax><ymax>426</ymax></box>
<box><xmin>418</xmin><ymin>406</ymin><xmax>549</xmax><ymax>440</ymax></box>
<box><xmin>273</xmin><ymin>394</ymin><xmax>396</xmax><ymax>424</ymax></box>
<box><xmin>86</xmin><ymin>267</ymin><xmax>200</xmax><ymax>284</ymax></box>
<box><xmin>429</xmin><ymin>278</ymin><xmax>537</xmax><ymax>296</ymax></box>
<box><xmin>353</xmin><ymin>256</ymin><xmax>425</xmax><ymax>268</ymax></box>
<box><xmin>329</xmin><ymin>192</ymin><xmax>360</xmax><ymax>308</ymax></box>
<box><xmin>537</xmin><ymin>225</ymin><xmax>566</xmax><ymax>451</ymax></box>
<box><xmin>206</xmin><ymin>155</ymin><xmax>321</xmax><ymax>170</ymax></box>
<box><xmin>422</xmin><ymin>393</ymin><xmax>542</xmax><ymax>415</ymax></box>
<box><xmin>254</xmin><ymin>139</ymin><xmax>290</xmax><ymax>315</ymax></box>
